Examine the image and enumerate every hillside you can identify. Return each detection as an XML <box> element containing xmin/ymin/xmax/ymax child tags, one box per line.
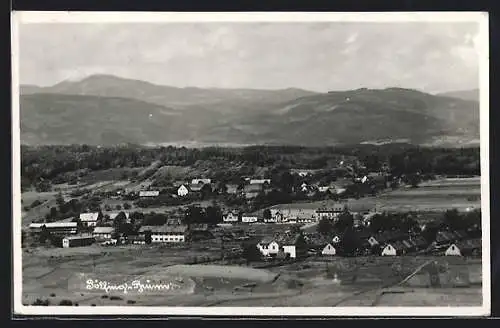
<box><xmin>21</xmin><ymin>74</ymin><xmax>318</xmax><ymax>111</ymax></box>
<box><xmin>19</xmin><ymin>79</ymin><xmax>480</xmax><ymax>147</ymax></box>
<box><xmin>20</xmin><ymin>94</ymin><xmax>189</xmax><ymax>145</ymax></box>
<box><xmin>437</xmin><ymin>89</ymin><xmax>479</xmax><ymax>102</ymax></box>
<box><xmin>204</xmin><ymin>88</ymin><xmax>480</xmax><ymax>146</ymax></box>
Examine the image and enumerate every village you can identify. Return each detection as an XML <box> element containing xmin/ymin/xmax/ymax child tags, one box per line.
<box><xmin>24</xmin><ymin>165</ymin><xmax>482</xmax><ymax>262</ymax></box>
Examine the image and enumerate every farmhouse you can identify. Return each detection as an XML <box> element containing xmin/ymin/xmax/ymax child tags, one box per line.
<box><xmin>381</xmin><ymin>242</ymin><xmax>406</xmax><ymax>256</ymax></box>
<box><xmin>127</xmin><ymin>235</ymin><xmax>146</xmax><ymax>245</ymax></box>
<box><xmin>29</xmin><ymin>222</ymin><xmax>78</xmax><ymax>235</ymax></box>
<box><xmin>321</xmin><ymin>243</ymin><xmax>337</xmax><ymax>256</ymax></box>
<box><xmin>62</xmin><ymin>235</ymin><xmax>95</xmax><ymax>248</ymax></box>
<box><xmin>223</xmin><ymin>211</ymin><xmax>240</xmax><ymax>223</ymax></box>
<box><xmin>139</xmin><ymin>190</ymin><xmax>160</xmax><ymax>198</ymax></box>
<box><xmin>177</xmin><ymin>185</ymin><xmax>189</xmax><ymax>197</ymax></box>
<box><xmin>139</xmin><ymin>224</ymin><xmax>189</xmax><ymax>243</ymax></box>
<box><xmin>191</xmin><ymin>178</ymin><xmax>211</xmax><ymax>185</ymax></box>
<box><xmin>445</xmin><ymin>244</ymin><xmax>462</xmax><ymax>256</ymax></box>
<box><xmin>257</xmin><ymin>238</ymin><xmax>280</xmax><ymax>257</ymax></box>
<box><xmin>79</xmin><ymin>212</ymin><xmax>100</xmax><ymax>227</ymax></box>
<box><xmin>249</xmin><ymin>179</ymin><xmax>271</xmax><ymax>185</ymax></box>
<box><xmin>281</xmin><ymin>234</ymin><xmax>307</xmax><ymax>259</ymax></box>
<box><xmin>92</xmin><ymin>226</ymin><xmax>115</xmax><ymax>241</ymax></box>
<box><xmin>241</xmin><ymin>215</ymin><xmax>258</xmax><ymax>224</ymax></box>
<box><xmin>316</xmin><ymin>204</ymin><xmax>347</xmax><ymax>220</ymax></box>
<box><xmin>445</xmin><ymin>239</ymin><xmax>482</xmax><ymax>256</ymax></box>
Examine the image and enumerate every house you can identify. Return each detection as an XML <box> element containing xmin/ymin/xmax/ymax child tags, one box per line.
<box><xmin>332</xmin><ymin>235</ymin><xmax>341</xmax><ymax>244</ymax></box>
<box><xmin>321</xmin><ymin>243</ymin><xmax>337</xmax><ymax>256</ymax></box>
<box><xmin>257</xmin><ymin>238</ymin><xmax>280</xmax><ymax>257</ymax></box>
<box><xmin>62</xmin><ymin>234</ymin><xmax>95</xmax><ymax>248</ymax></box>
<box><xmin>317</xmin><ymin>186</ymin><xmax>330</xmax><ymax>193</ymax></box>
<box><xmin>281</xmin><ymin>234</ymin><xmax>307</xmax><ymax>259</ymax></box>
<box><xmin>300</xmin><ymin>182</ymin><xmax>309</xmax><ymax>192</ymax></box>
<box><xmin>140</xmin><ymin>224</ymin><xmax>189</xmax><ymax>243</ymax></box>
<box><xmin>381</xmin><ymin>243</ymin><xmax>397</xmax><ymax>256</ymax></box>
<box><xmin>249</xmin><ymin>179</ymin><xmax>271</xmax><ymax>185</ymax></box>
<box><xmin>445</xmin><ymin>239</ymin><xmax>482</xmax><ymax>256</ymax></box>
<box><xmin>316</xmin><ymin>204</ymin><xmax>347</xmax><ymax>220</ymax></box>
<box><xmin>189</xmin><ymin>183</ymin><xmax>205</xmax><ymax>192</ymax></box>
<box><xmin>92</xmin><ymin>226</ymin><xmax>115</xmax><ymax>241</ymax></box>
<box><xmin>139</xmin><ymin>190</ymin><xmax>160</xmax><ymax>198</ymax></box>
<box><xmin>177</xmin><ymin>185</ymin><xmax>189</xmax><ymax>197</ymax></box>
<box><xmin>128</xmin><ymin>235</ymin><xmax>146</xmax><ymax>245</ymax></box>
<box><xmin>166</xmin><ymin>218</ymin><xmax>183</xmax><ymax>225</ymax></box>
<box><xmin>381</xmin><ymin>241</ymin><xmax>406</xmax><ymax>256</ymax></box>
<box><xmin>241</xmin><ymin>215</ymin><xmax>258</xmax><ymax>224</ymax></box>
<box><xmin>225</xmin><ymin>184</ymin><xmax>240</xmax><ymax>195</ymax></box>
<box><xmin>244</xmin><ymin>184</ymin><xmax>263</xmax><ymax>199</ymax></box>
<box><xmin>223</xmin><ymin>211</ymin><xmax>240</xmax><ymax>223</ymax></box>
<box><xmin>191</xmin><ymin>178</ymin><xmax>211</xmax><ymax>185</ymax></box>
<box><xmin>79</xmin><ymin>212</ymin><xmax>100</xmax><ymax>227</ymax></box>
<box><xmin>445</xmin><ymin>244</ymin><xmax>462</xmax><ymax>256</ymax></box>
<box><xmin>29</xmin><ymin>222</ymin><xmax>78</xmax><ymax>235</ymax></box>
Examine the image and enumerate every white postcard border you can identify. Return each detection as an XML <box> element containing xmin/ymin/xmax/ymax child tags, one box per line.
<box><xmin>11</xmin><ymin>11</ymin><xmax>491</xmax><ymax>317</ymax></box>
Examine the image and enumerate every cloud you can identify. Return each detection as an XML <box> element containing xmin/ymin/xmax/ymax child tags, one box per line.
<box><xmin>18</xmin><ymin>21</ymin><xmax>480</xmax><ymax>93</ymax></box>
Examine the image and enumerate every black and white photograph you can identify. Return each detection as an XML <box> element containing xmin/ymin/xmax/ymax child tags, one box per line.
<box><xmin>11</xmin><ymin>11</ymin><xmax>490</xmax><ymax>316</ymax></box>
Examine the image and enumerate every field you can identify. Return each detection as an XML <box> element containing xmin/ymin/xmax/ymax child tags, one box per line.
<box><xmin>22</xmin><ymin>242</ymin><xmax>482</xmax><ymax>307</ymax></box>
<box><xmin>270</xmin><ymin>177</ymin><xmax>481</xmax><ymax>213</ymax></box>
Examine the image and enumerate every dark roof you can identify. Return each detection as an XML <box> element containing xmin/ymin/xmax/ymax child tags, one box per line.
<box><xmin>139</xmin><ymin>224</ymin><xmax>188</xmax><ymax>233</ymax></box>
<box><xmin>456</xmin><ymin>238</ymin><xmax>482</xmax><ymax>250</ymax></box>
<box><xmin>190</xmin><ymin>223</ymin><xmax>209</xmax><ymax>231</ymax></box>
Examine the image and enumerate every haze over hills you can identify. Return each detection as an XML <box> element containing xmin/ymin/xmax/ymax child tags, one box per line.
<box><xmin>19</xmin><ymin>74</ymin><xmax>480</xmax><ymax>147</ymax></box>
<box><xmin>436</xmin><ymin>89</ymin><xmax>480</xmax><ymax>102</ymax></box>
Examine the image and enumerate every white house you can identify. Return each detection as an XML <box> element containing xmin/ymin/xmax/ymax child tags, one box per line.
<box><xmin>282</xmin><ymin>244</ymin><xmax>297</xmax><ymax>258</ymax></box>
<box><xmin>177</xmin><ymin>185</ymin><xmax>189</xmax><ymax>197</ymax></box>
<box><xmin>321</xmin><ymin>243</ymin><xmax>337</xmax><ymax>256</ymax></box>
<box><xmin>79</xmin><ymin>212</ymin><xmax>100</xmax><ymax>227</ymax></box>
<box><xmin>367</xmin><ymin>236</ymin><xmax>379</xmax><ymax>247</ymax></box>
<box><xmin>139</xmin><ymin>225</ymin><xmax>188</xmax><ymax>243</ymax></box>
<box><xmin>316</xmin><ymin>204</ymin><xmax>347</xmax><ymax>221</ymax></box>
<box><xmin>332</xmin><ymin>235</ymin><xmax>341</xmax><ymax>244</ymax></box>
<box><xmin>445</xmin><ymin>244</ymin><xmax>462</xmax><ymax>256</ymax></box>
<box><xmin>139</xmin><ymin>190</ymin><xmax>160</xmax><ymax>197</ymax></box>
<box><xmin>300</xmin><ymin>182</ymin><xmax>309</xmax><ymax>192</ymax></box>
<box><xmin>249</xmin><ymin>179</ymin><xmax>271</xmax><ymax>185</ymax></box>
<box><xmin>257</xmin><ymin>238</ymin><xmax>280</xmax><ymax>257</ymax></box>
<box><xmin>381</xmin><ymin>244</ymin><xmax>397</xmax><ymax>256</ymax></box>
<box><xmin>223</xmin><ymin>211</ymin><xmax>240</xmax><ymax>223</ymax></box>
<box><xmin>241</xmin><ymin>215</ymin><xmax>258</xmax><ymax>224</ymax></box>
<box><xmin>93</xmin><ymin>226</ymin><xmax>115</xmax><ymax>240</ymax></box>
<box><xmin>317</xmin><ymin>186</ymin><xmax>330</xmax><ymax>193</ymax></box>
<box><xmin>191</xmin><ymin>178</ymin><xmax>211</xmax><ymax>185</ymax></box>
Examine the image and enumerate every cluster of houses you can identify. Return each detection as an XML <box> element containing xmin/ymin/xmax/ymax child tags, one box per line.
<box><xmin>254</xmin><ymin>225</ymin><xmax>482</xmax><ymax>259</ymax></box>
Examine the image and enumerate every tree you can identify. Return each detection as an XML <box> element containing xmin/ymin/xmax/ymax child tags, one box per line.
<box><xmin>55</xmin><ymin>191</ymin><xmax>65</xmax><ymax>208</ymax></box>
<box><xmin>443</xmin><ymin>209</ymin><xmax>461</xmax><ymax>230</ymax></box>
<box><xmin>39</xmin><ymin>225</ymin><xmax>51</xmax><ymax>244</ymax></box>
<box><xmin>123</xmin><ymin>202</ymin><xmax>131</xmax><ymax>210</ymax></box>
<box><xmin>242</xmin><ymin>244</ymin><xmax>262</xmax><ymax>264</ymax></box>
<box><xmin>205</xmin><ymin>205</ymin><xmax>222</xmax><ymax>225</ymax></box>
<box><xmin>317</xmin><ymin>218</ymin><xmax>334</xmax><ymax>235</ymax></box>
<box><xmin>262</xmin><ymin>209</ymin><xmax>272</xmax><ymax>222</ymax></box>
<box><xmin>113</xmin><ymin>211</ymin><xmax>128</xmax><ymax>233</ymax></box>
<box><xmin>335</xmin><ymin>211</ymin><xmax>354</xmax><ymax>232</ymax></box>
<box><xmin>115</xmin><ymin>204</ymin><xmax>122</xmax><ymax>211</ymax></box>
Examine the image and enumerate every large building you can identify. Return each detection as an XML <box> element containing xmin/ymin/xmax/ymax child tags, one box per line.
<box><xmin>79</xmin><ymin>212</ymin><xmax>100</xmax><ymax>227</ymax></box>
<box><xmin>138</xmin><ymin>224</ymin><xmax>188</xmax><ymax>243</ymax></box>
<box><xmin>29</xmin><ymin>221</ymin><xmax>78</xmax><ymax>235</ymax></box>
<box><xmin>62</xmin><ymin>234</ymin><xmax>95</xmax><ymax>248</ymax></box>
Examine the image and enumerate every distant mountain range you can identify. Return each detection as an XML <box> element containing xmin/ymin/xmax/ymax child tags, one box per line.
<box><xmin>436</xmin><ymin>89</ymin><xmax>480</xmax><ymax>102</ymax></box>
<box><xmin>19</xmin><ymin>75</ymin><xmax>480</xmax><ymax>147</ymax></box>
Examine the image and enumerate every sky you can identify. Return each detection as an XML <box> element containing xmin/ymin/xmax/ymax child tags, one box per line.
<box><xmin>18</xmin><ymin>21</ymin><xmax>481</xmax><ymax>93</ymax></box>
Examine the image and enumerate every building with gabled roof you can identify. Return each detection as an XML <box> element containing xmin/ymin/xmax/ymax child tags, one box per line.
<box><xmin>79</xmin><ymin>212</ymin><xmax>100</xmax><ymax>227</ymax></box>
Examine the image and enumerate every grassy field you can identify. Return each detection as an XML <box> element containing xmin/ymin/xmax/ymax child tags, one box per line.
<box><xmin>270</xmin><ymin>177</ymin><xmax>481</xmax><ymax>213</ymax></box>
<box><xmin>22</xmin><ymin>242</ymin><xmax>483</xmax><ymax>307</ymax></box>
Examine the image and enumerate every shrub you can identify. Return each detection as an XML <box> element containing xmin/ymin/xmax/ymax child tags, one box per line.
<box><xmin>49</xmin><ymin>293</ymin><xmax>56</xmax><ymax>297</ymax></box>
<box><xmin>91</xmin><ymin>304</ymin><xmax>96</xmax><ymax>306</ymax></box>
<box><xmin>59</xmin><ymin>299</ymin><xmax>73</xmax><ymax>306</ymax></box>
<box><xmin>109</xmin><ymin>296</ymin><xmax>123</xmax><ymax>301</ymax></box>
<box><xmin>101</xmin><ymin>295</ymin><xmax>109</xmax><ymax>299</ymax></box>
<box><xmin>126</xmin><ymin>300</ymin><xmax>136</xmax><ymax>304</ymax></box>
<box><xmin>32</xmin><ymin>298</ymin><xmax>50</xmax><ymax>306</ymax></box>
